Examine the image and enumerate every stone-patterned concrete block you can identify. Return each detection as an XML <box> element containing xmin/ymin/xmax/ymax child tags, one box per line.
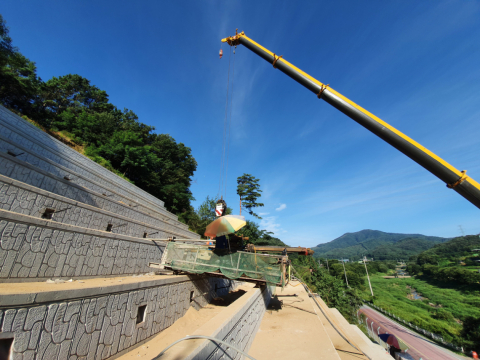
<box><xmin>0</xmin><ymin>277</ymin><xmax>233</xmax><ymax>359</ymax></box>
<box><xmin>0</xmin><ymin>172</ymin><xmax>197</xmax><ymax>240</ymax></box>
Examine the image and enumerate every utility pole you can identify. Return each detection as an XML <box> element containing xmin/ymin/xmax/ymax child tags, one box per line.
<box><xmin>342</xmin><ymin>259</ymin><xmax>349</xmax><ymax>287</ymax></box>
<box><xmin>363</xmin><ymin>256</ymin><xmax>374</xmax><ymax>297</ymax></box>
<box><xmin>326</xmin><ymin>258</ymin><xmax>330</xmax><ymax>272</ymax></box>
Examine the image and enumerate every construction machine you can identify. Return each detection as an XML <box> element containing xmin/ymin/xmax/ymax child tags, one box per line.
<box><xmin>221</xmin><ymin>31</ymin><xmax>480</xmax><ymax>210</ymax></box>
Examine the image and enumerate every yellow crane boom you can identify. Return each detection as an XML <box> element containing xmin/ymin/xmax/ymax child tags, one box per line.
<box><xmin>222</xmin><ymin>31</ymin><xmax>480</xmax><ymax>210</ymax></box>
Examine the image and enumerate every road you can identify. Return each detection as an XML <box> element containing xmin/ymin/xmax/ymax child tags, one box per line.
<box><xmin>359</xmin><ymin>306</ymin><xmax>467</xmax><ymax>360</ymax></box>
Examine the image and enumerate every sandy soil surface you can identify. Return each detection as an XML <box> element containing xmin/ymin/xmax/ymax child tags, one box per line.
<box><xmin>249</xmin><ymin>282</ymin><xmax>344</xmax><ymax>360</ymax></box>
<box><xmin>0</xmin><ymin>273</ymin><xmax>169</xmax><ymax>294</ymax></box>
<box><xmin>117</xmin><ymin>285</ymin><xmax>252</xmax><ymax>360</ymax></box>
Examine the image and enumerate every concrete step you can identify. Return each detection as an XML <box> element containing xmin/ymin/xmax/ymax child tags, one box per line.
<box><xmin>0</xmin><ymin>134</ymin><xmax>176</xmax><ymax>220</ymax></box>
<box><xmin>0</xmin><ymin>209</ymin><xmax>166</xmax><ymax>280</ymax></box>
<box><xmin>0</xmin><ymin>155</ymin><xmax>197</xmax><ymax>238</ymax></box>
<box><xmin>0</xmin><ymin>174</ymin><xmax>196</xmax><ymax>240</ymax></box>
<box><xmin>0</xmin><ymin>105</ymin><xmax>166</xmax><ymax>211</ymax></box>
<box><xmin>0</xmin><ymin>137</ymin><xmax>180</xmax><ymax>224</ymax></box>
<box><xmin>0</xmin><ymin>274</ymin><xmax>236</xmax><ymax>360</ymax></box>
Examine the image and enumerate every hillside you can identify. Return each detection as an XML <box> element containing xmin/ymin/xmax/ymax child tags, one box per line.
<box><xmin>416</xmin><ymin>235</ymin><xmax>480</xmax><ymax>264</ymax></box>
<box><xmin>370</xmin><ymin>237</ymin><xmax>442</xmax><ymax>260</ymax></box>
<box><xmin>312</xmin><ymin>230</ymin><xmax>448</xmax><ymax>260</ymax></box>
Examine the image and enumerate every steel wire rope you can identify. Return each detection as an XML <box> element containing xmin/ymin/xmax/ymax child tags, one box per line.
<box><xmin>290</xmin><ymin>266</ymin><xmax>373</xmax><ymax>360</ymax></box>
<box><xmin>152</xmin><ymin>335</ymin><xmax>257</xmax><ymax>360</ymax></box>
<box><xmin>218</xmin><ymin>46</ymin><xmax>232</xmax><ymax>199</ymax></box>
<box><xmin>224</xmin><ymin>46</ymin><xmax>236</xmax><ymax>198</ymax></box>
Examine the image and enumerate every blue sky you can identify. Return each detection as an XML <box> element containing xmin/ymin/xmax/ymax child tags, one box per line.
<box><xmin>2</xmin><ymin>1</ymin><xmax>480</xmax><ymax>246</ymax></box>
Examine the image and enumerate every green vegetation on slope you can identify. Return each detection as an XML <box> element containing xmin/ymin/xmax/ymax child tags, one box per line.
<box><xmin>359</xmin><ymin>275</ymin><xmax>480</xmax><ymax>351</ymax></box>
<box><xmin>0</xmin><ymin>14</ymin><xmax>197</xmax><ymax>220</ymax></box>
<box><xmin>407</xmin><ymin>235</ymin><xmax>480</xmax><ymax>285</ymax></box>
<box><xmin>312</xmin><ymin>229</ymin><xmax>448</xmax><ymax>260</ymax></box>
<box><xmin>291</xmin><ymin>254</ymin><xmax>363</xmax><ymax>323</ymax></box>
<box><xmin>369</xmin><ymin>237</ymin><xmax>443</xmax><ymax>260</ymax></box>
<box><xmin>414</xmin><ymin>235</ymin><xmax>480</xmax><ymax>265</ymax></box>
<box><xmin>362</xmin><ymin>236</ymin><xmax>480</xmax><ymax>352</ymax></box>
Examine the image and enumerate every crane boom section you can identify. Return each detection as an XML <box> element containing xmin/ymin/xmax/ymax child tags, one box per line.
<box><xmin>221</xmin><ymin>32</ymin><xmax>480</xmax><ymax>209</ymax></box>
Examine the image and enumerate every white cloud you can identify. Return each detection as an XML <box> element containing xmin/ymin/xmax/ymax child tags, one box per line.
<box><xmin>275</xmin><ymin>204</ymin><xmax>287</xmax><ymax>211</ymax></box>
<box><xmin>258</xmin><ymin>212</ymin><xmax>270</xmax><ymax>216</ymax></box>
<box><xmin>260</xmin><ymin>216</ymin><xmax>282</xmax><ymax>235</ymax></box>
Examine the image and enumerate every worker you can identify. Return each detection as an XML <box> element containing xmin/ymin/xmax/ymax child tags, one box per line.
<box><xmin>215</xmin><ymin>235</ymin><xmax>228</xmax><ymax>250</ymax></box>
<box><xmin>214</xmin><ymin>199</ymin><xmax>229</xmax><ymax>251</ymax></box>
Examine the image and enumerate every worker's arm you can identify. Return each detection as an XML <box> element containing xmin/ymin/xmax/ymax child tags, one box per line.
<box><xmin>222</xmin><ymin>32</ymin><xmax>480</xmax><ymax>209</ymax></box>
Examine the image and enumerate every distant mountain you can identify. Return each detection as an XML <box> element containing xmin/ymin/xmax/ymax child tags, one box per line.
<box><xmin>312</xmin><ymin>230</ymin><xmax>448</xmax><ymax>260</ymax></box>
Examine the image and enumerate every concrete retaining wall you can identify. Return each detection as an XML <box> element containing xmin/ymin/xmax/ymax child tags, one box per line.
<box><xmin>0</xmin><ymin>154</ymin><xmax>196</xmax><ymax>238</ymax></box>
<box><xmin>165</xmin><ymin>285</ymin><xmax>272</xmax><ymax>360</ymax></box>
<box><xmin>0</xmin><ymin>275</ymin><xmax>236</xmax><ymax>360</ymax></box>
<box><xmin>0</xmin><ymin>134</ymin><xmax>172</xmax><ymax>220</ymax></box>
<box><xmin>0</xmin><ymin>134</ymin><xmax>179</xmax><ymax>223</ymax></box>
<box><xmin>0</xmin><ymin>105</ymin><xmax>166</xmax><ymax>211</ymax></box>
<box><xmin>0</xmin><ymin>210</ymin><xmax>166</xmax><ymax>280</ymax></box>
<box><xmin>0</xmin><ymin>105</ymin><xmax>218</xmax><ymax>360</ymax></box>
<box><xmin>191</xmin><ymin>286</ymin><xmax>271</xmax><ymax>360</ymax></box>
<box><xmin>0</xmin><ymin>175</ymin><xmax>191</xmax><ymax>239</ymax></box>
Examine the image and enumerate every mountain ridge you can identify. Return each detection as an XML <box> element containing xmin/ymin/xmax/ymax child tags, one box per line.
<box><xmin>312</xmin><ymin>229</ymin><xmax>449</xmax><ymax>260</ymax></box>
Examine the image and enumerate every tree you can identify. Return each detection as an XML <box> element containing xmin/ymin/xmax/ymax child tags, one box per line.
<box><xmin>236</xmin><ymin>173</ymin><xmax>264</xmax><ymax>219</ymax></box>
<box><xmin>291</xmin><ymin>255</ymin><xmax>363</xmax><ymax>323</ymax></box>
<box><xmin>40</xmin><ymin>75</ymin><xmax>112</xmax><ymax>115</ymax></box>
<box><xmin>0</xmin><ymin>15</ymin><xmax>14</xmax><ymax>63</ymax></box>
<box><xmin>0</xmin><ymin>15</ymin><xmax>42</xmax><ymax>116</ymax></box>
<box><xmin>461</xmin><ymin>316</ymin><xmax>480</xmax><ymax>351</ymax></box>
<box><xmin>0</xmin><ymin>14</ymin><xmax>198</xmax><ymax>221</ymax></box>
<box><xmin>234</xmin><ymin>220</ymin><xmax>286</xmax><ymax>246</ymax></box>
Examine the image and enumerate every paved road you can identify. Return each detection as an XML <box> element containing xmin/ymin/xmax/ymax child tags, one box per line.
<box><xmin>359</xmin><ymin>306</ymin><xmax>465</xmax><ymax>360</ymax></box>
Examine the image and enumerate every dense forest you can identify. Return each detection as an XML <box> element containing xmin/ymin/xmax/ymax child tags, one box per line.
<box><xmin>312</xmin><ymin>229</ymin><xmax>447</xmax><ymax>260</ymax></box>
<box><xmin>406</xmin><ymin>235</ymin><xmax>480</xmax><ymax>285</ymax></box>
<box><xmin>414</xmin><ymin>235</ymin><xmax>480</xmax><ymax>265</ymax></box>
<box><xmin>0</xmin><ymin>14</ymin><xmax>197</xmax><ymax>222</ymax></box>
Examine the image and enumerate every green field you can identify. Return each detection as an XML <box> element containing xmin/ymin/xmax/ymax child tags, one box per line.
<box><xmin>359</xmin><ymin>275</ymin><xmax>480</xmax><ymax>345</ymax></box>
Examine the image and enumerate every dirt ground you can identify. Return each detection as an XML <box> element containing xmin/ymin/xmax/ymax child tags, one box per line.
<box><xmin>249</xmin><ymin>282</ymin><xmax>349</xmax><ymax>360</ymax></box>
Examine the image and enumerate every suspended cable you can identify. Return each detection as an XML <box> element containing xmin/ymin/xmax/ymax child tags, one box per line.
<box><xmin>224</xmin><ymin>46</ymin><xmax>236</xmax><ymax>198</ymax></box>
<box><xmin>217</xmin><ymin>46</ymin><xmax>232</xmax><ymax>199</ymax></box>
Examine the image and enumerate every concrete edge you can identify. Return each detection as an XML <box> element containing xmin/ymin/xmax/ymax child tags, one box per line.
<box><xmin>329</xmin><ymin>308</ymin><xmax>391</xmax><ymax>360</ymax></box>
<box><xmin>0</xmin><ymin>208</ymin><xmax>169</xmax><ymax>246</ymax></box>
<box><xmin>0</xmin><ymin>174</ymin><xmax>191</xmax><ymax>239</ymax></box>
<box><xmin>159</xmin><ymin>286</ymin><xmax>268</xmax><ymax>360</ymax></box>
<box><xmin>0</xmin><ymin>153</ymin><xmax>198</xmax><ymax>237</ymax></box>
<box><xmin>0</xmin><ymin>133</ymin><xmax>176</xmax><ymax>220</ymax></box>
<box><xmin>350</xmin><ymin>325</ymin><xmax>389</xmax><ymax>354</ymax></box>
<box><xmin>0</xmin><ymin>275</ymin><xmax>196</xmax><ymax>307</ymax></box>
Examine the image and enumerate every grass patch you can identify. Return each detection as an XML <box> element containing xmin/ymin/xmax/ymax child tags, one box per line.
<box><xmin>359</xmin><ymin>275</ymin><xmax>480</xmax><ymax>345</ymax></box>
